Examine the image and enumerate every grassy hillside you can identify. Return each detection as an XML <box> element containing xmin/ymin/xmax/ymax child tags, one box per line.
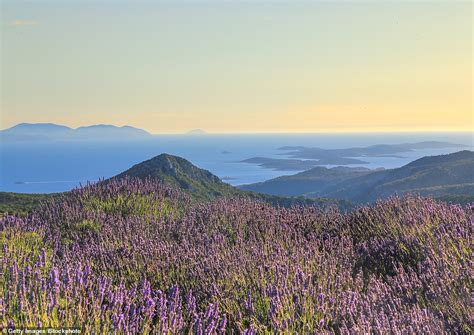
<box><xmin>2</xmin><ymin>178</ymin><xmax>472</xmax><ymax>333</ymax></box>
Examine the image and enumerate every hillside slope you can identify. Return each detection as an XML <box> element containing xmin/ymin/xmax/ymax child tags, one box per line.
<box><xmin>240</xmin><ymin>151</ymin><xmax>474</xmax><ymax>203</ymax></box>
<box><xmin>113</xmin><ymin>153</ymin><xmax>241</xmax><ymax>201</ymax></box>
<box><xmin>111</xmin><ymin>153</ymin><xmax>348</xmax><ymax>207</ymax></box>
<box><xmin>240</xmin><ymin>166</ymin><xmax>373</xmax><ymax>196</ymax></box>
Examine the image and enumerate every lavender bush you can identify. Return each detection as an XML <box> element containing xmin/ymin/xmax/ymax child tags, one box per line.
<box><xmin>1</xmin><ymin>178</ymin><xmax>472</xmax><ymax>333</ymax></box>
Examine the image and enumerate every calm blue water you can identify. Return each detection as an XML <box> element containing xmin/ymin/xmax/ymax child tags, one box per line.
<box><xmin>1</xmin><ymin>133</ymin><xmax>472</xmax><ymax>193</ymax></box>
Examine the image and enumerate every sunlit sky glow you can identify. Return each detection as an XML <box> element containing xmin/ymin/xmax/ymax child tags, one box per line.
<box><xmin>1</xmin><ymin>1</ymin><xmax>472</xmax><ymax>134</ymax></box>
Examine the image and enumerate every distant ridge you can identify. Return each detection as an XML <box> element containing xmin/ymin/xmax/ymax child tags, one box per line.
<box><xmin>7</xmin><ymin>123</ymin><xmax>71</xmax><ymax>130</ymax></box>
<box><xmin>73</xmin><ymin>124</ymin><xmax>151</xmax><ymax>139</ymax></box>
<box><xmin>0</xmin><ymin>123</ymin><xmax>152</xmax><ymax>141</ymax></box>
<box><xmin>404</xmin><ymin>150</ymin><xmax>473</xmax><ymax>167</ymax></box>
<box><xmin>240</xmin><ymin>150</ymin><xmax>474</xmax><ymax>203</ymax></box>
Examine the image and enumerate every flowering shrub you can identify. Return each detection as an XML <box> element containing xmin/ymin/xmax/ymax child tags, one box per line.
<box><xmin>1</xmin><ymin>178</ymin><xmax>472</xmax><ymax>333</ymax></box>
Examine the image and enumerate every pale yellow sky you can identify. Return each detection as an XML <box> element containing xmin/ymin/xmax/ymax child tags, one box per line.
<box><xmin>1</xmin><ymin>1</ymin><xmax>472</xmax><ymax>134</ymax></box>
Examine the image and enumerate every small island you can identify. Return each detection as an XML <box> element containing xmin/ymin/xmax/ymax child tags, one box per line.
<box><xmin>186</xmin><ymin>129</ymin><xmax>207</xmax><ymax>135</ymax></box>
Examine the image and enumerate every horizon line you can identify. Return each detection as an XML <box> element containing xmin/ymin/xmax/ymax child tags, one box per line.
<box><xmin>1</xmin><ymin>122</ymin><xmax>473</xmax><ymax>135</ymax></box>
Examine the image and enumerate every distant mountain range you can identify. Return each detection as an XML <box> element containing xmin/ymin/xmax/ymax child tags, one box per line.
<box><xmin>0</xmin><ymin>123</ymin><xmax>152</xmax><ymax>141</ymax></box>
<box><xmin>239</xmin><ymin>150</ymin><xmax>474</xmax><ymax>203</ymax></box>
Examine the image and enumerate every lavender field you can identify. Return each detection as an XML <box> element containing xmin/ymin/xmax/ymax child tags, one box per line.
<box><xmin>1</xmin><ymin>178</ymin><xmax>472</xmax><ymax>333</ymax></box>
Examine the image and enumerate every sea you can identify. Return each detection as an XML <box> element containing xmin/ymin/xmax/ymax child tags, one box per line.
<box><xmin>1</xmin><ymin>132</ymin><xmax>472</xmax><ymax>194</ymax></box>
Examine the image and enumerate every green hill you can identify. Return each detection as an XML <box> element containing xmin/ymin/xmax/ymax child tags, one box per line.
<box><xmin>112</xmin><ymin>153</ymin><xmax>348</xmax><ymax>208</ymax></box>
<box><xmin>240</xmin><ymin>151</ymin><xmax>474</xmax><ymax>203</ymax></box>
<box><xmin>240</xmin><ymin>166</ymin><xmax>373</xmax><ymax>196</ymax></box>
<box><xmin>112</xmin><ymin>153</ymin><xmax>241</xmax><ymax>201</ymax></box>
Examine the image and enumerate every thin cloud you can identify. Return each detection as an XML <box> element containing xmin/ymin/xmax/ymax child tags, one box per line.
<box><xmin>6</xmin><ymin>20</ymin><xmax>39</xmax><ymax>27</ymax></box>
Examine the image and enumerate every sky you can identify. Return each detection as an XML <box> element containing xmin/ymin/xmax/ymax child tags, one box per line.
<box><xmin>1</xmin><ymin>1</ymin><xmax>472</xmax><ymax>134</ymax></box>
